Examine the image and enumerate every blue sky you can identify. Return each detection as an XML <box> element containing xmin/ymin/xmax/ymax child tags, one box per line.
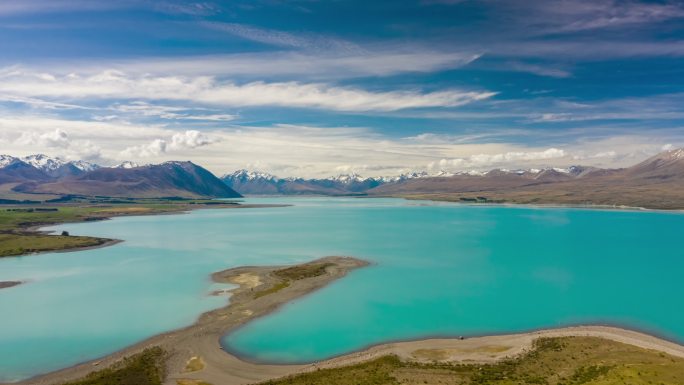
<box><xmin>1</xmin><ymin>0</ymin><xmax>683</xmax><ymax>176</ymax></box>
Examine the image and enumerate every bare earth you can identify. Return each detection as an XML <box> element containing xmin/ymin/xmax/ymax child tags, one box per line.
<box><xmin>9</xmin><ymin>256</ymin><xmax>684</xmax><ymax>385</ymax></box>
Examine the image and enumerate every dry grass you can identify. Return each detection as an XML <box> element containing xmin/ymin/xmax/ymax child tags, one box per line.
<box><xmin>264</xmin><ymin>336</ymin><xmax>684</xmax><ymax>385</ymax></box>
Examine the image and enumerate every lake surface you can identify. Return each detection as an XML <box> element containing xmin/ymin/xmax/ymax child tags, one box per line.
<box><xmin>1</xmin><ymin>198</ymin><xmax>684</xmax><ymax>381</ymax></box>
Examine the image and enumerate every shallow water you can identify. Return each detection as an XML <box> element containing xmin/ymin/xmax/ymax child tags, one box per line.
<box><xmin>1</xmin><ymin>198</ymin><xmax>683</xmax><ymax>380</ymax></box>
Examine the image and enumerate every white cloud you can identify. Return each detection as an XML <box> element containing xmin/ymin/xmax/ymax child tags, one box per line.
<box><xmin>13</xmin><ymin>128</ymin><xmax>103</xmax><ymax>161</ymax></box>
<box><xmin>170</xmin><ymin>130</ymin><xmax>217</xmax><ymax>150</ymax></box>
<box><xmin>120</xmin><ymin>130</ymin><xmax>218</xmax><ymax>158</ymax></box>
<box><xmin>0</xmin><ymin>69</ymin><xmax>496</xmax><ymax>112</ymax></box>
<box><xmin>111</xmin><ymin>102</ymin><xmax>237</xmax><ymax>121</ymax></box>
<box><xmin>431</xmin><ymin>148</ymin><xmax>567</xmax><ymax>171</ymax></box>
<box><xmin>17</xmin><ymin>129</ymin><xmax>70</xmax><ymax>148</ymax></box>
<box><xmin>2</xmin><ymin>114</ymin><xmax>681</xmax><ymax>177</ymax></box>
<box><xmin>121</xmin><ymin>139</ymin><xmax>168</xmax><ymax>158</ymax></box>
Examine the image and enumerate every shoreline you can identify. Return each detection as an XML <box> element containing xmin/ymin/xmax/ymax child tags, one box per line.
<box><xmin>7</xmin><ymin>255</ymin><xmax>684</xmax><ymax>385</ymax></box>
<box><xmin>9</xmin><ymin>256</ymin><xmax>368</xmax><ymax>385</ymax></box>
<box><xmin>396</xmin><ymin>195</ymin><xmax>684</xmax><ymax>214</ymax></box>
<box><xmin>0</xmin><ymin>202</ymin><xmax>287</xmax><ymax>259</ymax></box>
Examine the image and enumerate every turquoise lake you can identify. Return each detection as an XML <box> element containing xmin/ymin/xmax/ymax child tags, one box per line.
<box><xmin>1</xmin><ymin>198</ymin><xmax>684</xmax><ymax>381</ymax></box>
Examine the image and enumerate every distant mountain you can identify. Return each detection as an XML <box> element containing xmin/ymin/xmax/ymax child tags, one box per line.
<box><xmin>22</xmin><ymin>161</ymin><xmax>241</xmax><ymax>199</ymax></box>
<box><xmin>366</xmin><ymin>149</ymin><xmax>684</xmax><ymax>209</ymax></box>
<box><xmin>0</xmin><ymin>154</ymin><xmax>100</xmax><ymax>180</ymax></box>
<box><xmin>113</xmin><ymin>161</ymin><xmax>140</xmax><ymax>169</ymax></box>
<box><xmin>0</xmin><ymin>158</ymin><xmax>52</xmax><ymax>184</ymax></box>
<box><xmin>222</xmin><ymin>170</ymin><xmax>389</xmax><ymax>195</ymax></box>
<box><xmin>21</xmin><ymin>154</ymin><xmax>100</xmax><ymax>178</ymax></box>
<box><xmin>222</xmin><ymin>167</ymin><xmax>600</xmax><ymax>196</ymax></box>
<box><xmin>0</xmin><ymin>155</ymin><xmax>241</xmax><ymax>199</ymax></box>
<box><xmin>621</xmin><ymin>148</ymin><xmax>684</xmax><ymax>180</ymax></box>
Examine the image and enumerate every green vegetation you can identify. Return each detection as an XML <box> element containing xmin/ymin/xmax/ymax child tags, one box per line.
<box><xmin>0</xmin><ymin>233</ymin><xmax>107</xmax><ymax>257</ymax></box>
<box><xmin>0</xmin><ymin>198</ymin><xmax>240</xmax><ymax>258</ymax></box>
<box><xmin>63</xmin><ymin>347</ymin><xmax>166</xmax><ymax>385</ymax></box>
<box><xmin>253</xmin><ymin>280</ymin><xmax>290</xmax><ymax>299</ymax></box>
<box><xmin>252</xmin><ymin>262</ymin><xmax>333</xmax><ymax>299</ymax></box>
<box><xmin>274</xmin><ymin>262</ymin><xmax>334</xmax><ymax>280</ymax></box>
<box><xmin>263</xmin><ymin>337</ymin><xmax>684</xmax><ymax>385</ymax></box>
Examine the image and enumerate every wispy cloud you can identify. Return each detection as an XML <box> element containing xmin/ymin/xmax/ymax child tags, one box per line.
<box><xmin>532</xmin><ymin>0</ymin><xmax>684</xmax><ymax>33</ymax></box>
<box><xmin>0</xmin><ymin>68</ymin><xmax>496</xmax><ymax>112</ymax></box>
<box><xmin>506</xmin><ymin>61</ymin><xmax>572</xmax><ymax>78</ymax></box>
<box><xmin>111</xmin><ymin>102</ymin><xmax>236</xmax><ymax>121</ymax></box>
<box><xmin>0</xmin><ymin>0</ymin><xmax>221</xmax><ymax>16</ymax></box>
<box><xmin>202</xmin><ymin>22</ymin><xmax>362</xmax><ymax>53</ymax></box>
<box><xmin>65</xmin><ymin>50</ymin><xmax>481</xmax><ymax>80</ymax></box>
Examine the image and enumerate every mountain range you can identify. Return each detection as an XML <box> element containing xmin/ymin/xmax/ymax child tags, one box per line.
<box><xmin>221</xmin><ymin>166</ymin><xmax>595</xmax><ymax>196</ymax></box>
<box><xmin>0</xmin><ymin>155</ymin><xmax>240</xmax><ymax>199</ymax></box>
<box><xmin>221</xmin><ymin>149</ymin><xmax>684</xmax><ymax>209</ymax></box>
<box><xmin>1</xmin><ymin>149</ymin><xmax>683</xmax><ymax>208</ymax></box>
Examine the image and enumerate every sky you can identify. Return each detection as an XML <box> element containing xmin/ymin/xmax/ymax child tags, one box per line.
<box><xmin>1</xmin><ymin>0</ymin><xmax>684</xmax><ymax>177</ymax></box>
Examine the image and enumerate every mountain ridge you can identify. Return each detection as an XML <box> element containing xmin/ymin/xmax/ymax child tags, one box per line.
<box><xmin>0</xmin><ymin>155</ymin><xmax>241</xmax><ymax>199</ymax></box>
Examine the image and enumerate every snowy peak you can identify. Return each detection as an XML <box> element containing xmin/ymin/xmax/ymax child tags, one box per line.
<box><xmin>70</xmin><ymin>160</ymin><xmax>100</xmax><ymax>172</ymax></box>
<box><xmin>327</xmin><ymin>173</ymin><xmax>368</xmax><ymax>184</ymax></box>
<box><xmin>662</xmin><ymin>148</ymin><xmax>684</xmax><ymax>161</ymax></box>
<box><xmin>21</xmin><ymin>154</ymin><xmax>66</xmax><ymax>172</ymax></box>
<box><xmin>223</xmin><ymin>169</ymin><xmax>277</xmax><ymax>182</ymax></box>
<box><xmin>18</xmin><ymin>154</ymin><xmax>99</xmax><ymax>172</ymax></box>
<box><xmin>0</xmin><ymin>155</ymin><xmax>20</xmax><ymax>168</ymax></box>
<box><xmin>113</xmin><ymin>161</ymin><xmax>139</xmax><ymax>169</ymax></box>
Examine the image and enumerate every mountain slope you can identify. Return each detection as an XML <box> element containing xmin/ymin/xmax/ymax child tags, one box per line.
<box><xmin>368</xmin><ymin>149</ymin><xmax>684</xmax><ymax>209</ymax></box>
<box><xmin>619</xmin><ymin>148</ymin><xmax>684</xmax><ymax>180</ymax></box>
<box><xmin>11</xmin><ymin>160</ymin><xmax>241</xmax><ymax>199</ymax></box>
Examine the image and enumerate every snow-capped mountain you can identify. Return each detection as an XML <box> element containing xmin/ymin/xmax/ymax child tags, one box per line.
<box><xmin>113</xmin><ymin>161</ymin><xmax>139</xmax><ymax>169</ymax></box>
<box><xmin>0</xmin><ymin>155</ymin><xmax>240</xmax><ymax>199</ymax></box>
<box><xmin>0</xmin><ymin>154</ymin><xmax>100</xmax><ymax>177</ymax></box>
<box><xmin>219</xmin><ymin>164</ymin><xmax>611</xmax><ymax>196</ymax></box>
<box><xmin>21</xmin><ymin>154</ymin><xmax>67</xmax><ymax>172</ymax></box>
<box><xmin>0</xmin><ymin>155</ymin><xmax>20</xmax><ymax>168</ymax></box>
<box><xmin>223</xmin><ymin>169</ymin><xmax>277</xmax><ymax>182</ymax></box>
<box><xmin>327</xmin><ymin>173</ymin><xmax>368</xmax><ymax>184</ymax></box>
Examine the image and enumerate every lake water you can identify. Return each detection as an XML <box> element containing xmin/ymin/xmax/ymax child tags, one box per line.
<box><xmin>1</xmin><ymin>198</ymin><xmax>683</xmax><ymax>381</ymax></box>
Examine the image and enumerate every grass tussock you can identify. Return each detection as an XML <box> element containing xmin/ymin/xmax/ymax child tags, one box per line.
<box><xmin>274</xmin><ymin>263</ymin><xmax>333</xmax><ymax>281</ymax></box>
<box><xmin>263</xmin><ymin>336</ymin><xmax>684</xmax><ymax>385</ymax></box>
<box><xmin>63</xmin><ymin>347</ymin><xmax>166</xmax><ymax>385</ymax></box>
